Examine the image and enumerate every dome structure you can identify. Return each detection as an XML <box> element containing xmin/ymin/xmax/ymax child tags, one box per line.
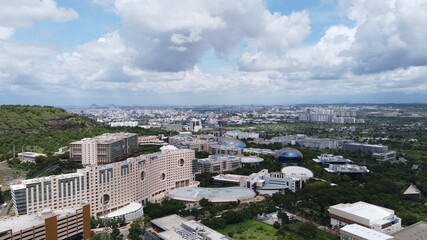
<box><xmin>275</xmin><ymin>148</ymin><xmax>303</xmax><ymax>166</ymax></box>
<box><xmin>217</xmin><ymin>137</ymin><xmax>247</xmax><ymax>148</ymax></box>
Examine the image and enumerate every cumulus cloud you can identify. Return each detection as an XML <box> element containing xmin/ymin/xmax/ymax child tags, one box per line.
<box><xmin>115</xmin><ymin>0</ymin><xmax>310</xmax><ymax>72</ymax></box>
<box><xmin>0</xmin><ymin>0</ymin><xmax>78</xmax><ymax>28</ymax></box>
<box><xmin>1</xmin><ymin>0</ymin><xmax>427</xmax><ymax>104</ymax></box>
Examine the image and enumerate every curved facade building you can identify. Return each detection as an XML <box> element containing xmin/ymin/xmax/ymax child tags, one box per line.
<box><xmin>11</xmin><ymin>147</ymin><xmax>196</xmax><ymax>217</ymax></box>
<box><xmin>167</xmin><ymin>187</ymin><xmax>256</xmax><ymax>206</ymax></box>
<box><xmin>275</xmin><ymin>148</ymin><xmax>303</xmax><ymax>166</ymax></box>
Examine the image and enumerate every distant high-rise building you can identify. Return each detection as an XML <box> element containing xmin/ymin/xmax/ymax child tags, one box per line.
<box><xmin>189</xmin><ymin>119</ymin><xmax>202</xmax><ymax>132</ymax></box>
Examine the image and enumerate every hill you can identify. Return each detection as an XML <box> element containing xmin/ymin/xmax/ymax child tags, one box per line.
<box><xmin>0</xmin><ymin>105</ymin><xmax>109</xmax><ymax>159</ymax></box>
<box><xmin>0</xmin><ymin>105</ymin><xmax>101</xmax><ymax>137</ymax></box>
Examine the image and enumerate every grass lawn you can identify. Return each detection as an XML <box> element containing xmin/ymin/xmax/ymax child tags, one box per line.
<box><xmin>286</xmin><ymin>221</ymin><xmax>339</xmax><ymax>240</ymax></box>
<box><xmin>217</xmin><ymin>220</ymin><xmax>304</xmax><ymax>240</ymax></box>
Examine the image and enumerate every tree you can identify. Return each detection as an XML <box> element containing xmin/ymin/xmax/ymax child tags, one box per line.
<box><xmin>277</xmin><ymin>210</ymin><xmax>289</xmax><ymax>225</ymax></box>
<box><xmin>110</xmin><ymin>227</ymin><xmax>122</xmax><ymax>240</ymax></box>
<box><xmin>128</xmin><ymin>219</ymin><xmax>144</xmax><ymax>240</ymax></box>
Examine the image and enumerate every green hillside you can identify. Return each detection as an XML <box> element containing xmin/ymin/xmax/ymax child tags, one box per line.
<box><xmin>0</xmin><ymin>105</ymin><xmax>109</xmax><ymax>159</ymax></box>
<box><xmin>0</xmin><ymin>105</ymin><xmax>101</xmax><ymax>136</ymax></box>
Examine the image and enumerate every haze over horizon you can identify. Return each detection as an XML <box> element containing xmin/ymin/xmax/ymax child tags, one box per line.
<box><xmin>1</xmin><ymin>0</ymin><xmax>426</xmax><ymax>105</ymax></box>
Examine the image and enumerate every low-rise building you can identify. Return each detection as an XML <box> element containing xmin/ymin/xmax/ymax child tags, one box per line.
<box><xmin>372</xmin><ymin>151</ymin><xmax>396</xmax><ymax>162</ymax></box>
<box><xmin>213</xmin><ymin>169</ymin><xmax>302</xmax><ymax>194</ymax></box>
<box><xmin>144</xmin><ymin>214</ymin><xmax>231</xmax><ymax>240</ymax></box>
<box><xmin>17</xmin><ymin>152</ymin><xmax>47</xmax><ymax>163</ymax></box>
<box><xmin>138</xmin><ymin>136</ymin><xmax>167</xmax><ymax>145</ymax></box>
<box><xmin>0</xmin><ymin>203</ymin><xmax>91</xmax><ymax>240</ymax></box>
<box><xmin>329</xmin><ymin>201</ymin><xmax>401</xmax><ymax>234</ymax></box>
<box><xmin>343</xmin><ymin>143</ymin><xmax>388</xmax><ymax>154</ymax></box>
<box><xmin>224</xmin><ymin>130</ymin><xmax>259</xmax><ymax>139</ymax></box>
<box><xmin>198</xmin><ymin>155</ymin><xmax>241</xmax><ymax>173</ymax></box>
<box><xmin>340</xmin><ymin>224</ymin><xmax>394</xmax><ymax>240</ymax></box>
<box><xmin>392</xmin><ymin>221</ymin><xmax>427</xmax><ymax>240</ymax></box>
<box><xmin>324</xmin><ymin>164</ymin><xmax>369</xmax><ymax>175</ymax></box>
<box><xmin>167</xmin><ymin>187</ymin><xmax>256</xmax><ymax>206</ymax></box>
<box><xmin>313</xmin><ymin>154</ymin><xmax>353</xmax><ymax>165</ymax></box>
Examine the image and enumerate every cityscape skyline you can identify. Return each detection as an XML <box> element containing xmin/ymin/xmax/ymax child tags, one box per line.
<box><xmin>0</xmin><ymin>0</ymin><xmax>426</xmax><ymax>105</ymax></box>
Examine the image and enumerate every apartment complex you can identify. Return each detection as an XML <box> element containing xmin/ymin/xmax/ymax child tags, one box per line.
<box><xmin>0</xmin><ymin>203</ymin><xmax>91</xmax><ymax>240</ymax></box>
<box><xmin>69</xmin><ymin>132</ymin><xmax>138</xmax><ymax>165</ymax></box>
<box><xmin>329</xmin><ymin>202</ymin><xmax>401</xmax><ymax>234</ymax></box>
<box><xmin>197</xmin><ymin>155</ymin><xmax>241</xmax><ymax>174</ymax></box>
<box><xmin>11</xmin><ymin>146</ymin><xmax>196</xmax><ymax>217</ymax></box>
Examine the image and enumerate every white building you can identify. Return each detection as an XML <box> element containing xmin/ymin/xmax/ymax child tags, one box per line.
<box><xmin>213</xmin><ymin>169</ymin><xmax>302</xmax><ymax>194</ymax></box>
<box><xmin>224</xmin><ymin>130</ymin><xmax>259</xmax><ymax>139</ymax></box>
<box><xmin>17</xmin><ymin>152</ymin><xmax>47</xmax><ymax>163</ymax></box>
<box><xmin>11</xmin><ymin>147</ymin><xmax>196</xmax><ymax>217</ymax></box>
<box><xmin>329</xmin><ymin>202</ymin><xmax>401</xmax><ymax>235</ymax></box>
<box><xmin>189</xmin><ymin>119</ymin><xmax>202</xmax><ymax>132</ymax></box>
<box><xmin>340</xmin><ymin>224</ymin><xmax>394</xmax><ymax>240</ymax></box>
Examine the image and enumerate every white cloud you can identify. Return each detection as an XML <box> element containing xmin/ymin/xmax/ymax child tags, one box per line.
<box><xmin>0</xmin><ymin>26</ymin><xmax>15</xmax><ymax>39</ymax></box>
<box><xmin>115</xmin><ymin>0</ymin><xmax>310</xmax><ymax>71</ymax></box>
<box><xmin>0</xmin><ymin>0</ymin><xmax>78</xmax><ymax>28</ymax></box>
<box><xmin>1</xmin><ymin>0</ymin><xmax>427</xmax><ymax>104</ymax></box>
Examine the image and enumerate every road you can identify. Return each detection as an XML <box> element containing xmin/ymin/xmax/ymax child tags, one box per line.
<box><xmin>0</xmin><ymin>200</ymin><xmax>12</xmax><ymax>217</ymax></box>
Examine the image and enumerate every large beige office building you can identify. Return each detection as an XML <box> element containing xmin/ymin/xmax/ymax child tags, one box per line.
<box><xmin>11</xmin><ymin>146</ymin><xmax>196</xmax><ymax>217</ymax></box>
<box><xmin>69</xmin><ymin>132</ymin><xmax>138</xmax><ymax>165</ymax></box>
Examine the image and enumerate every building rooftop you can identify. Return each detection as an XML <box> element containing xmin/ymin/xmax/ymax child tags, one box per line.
<box><xmin>325</xmin><ymin>164</ymin><xmax>369</xmax><ymax>173</ymax></box>
<box><xmin>281</xmin><ymin>166</ymin><xmax>314</xmax><ymax>179</ymax></box>
<box><xmin>151</xmin><ymin>214</ymin><xmax>230</xmax><ymax>240</ymax></box>
<box><xmin>403</xmin><ymin>184</ymin><xmax>421</xmax><ymax>195</ymax></box>
<box><xmin>71</xmin><ymin>132</ymin><xmax>137</xmax><ymax>144</ymax></box>
<box><xmin>241</xmin><ymin>156</ymin><xmax>264</xmax><ymax>163</ymax></box>
<box><xmin>167</xmin><ymin>187</ymin><xmax>256</xmax><ymax>202</ymax></box>
<box><xmin>329</xmin><ymin>201</ymin><xmax>395</xmax><ymax>225</ymax></box>
<box><xmin>101</xmin><ymin>202</ymin><xmax>142</xmax><ymax>219</ymax></box>
<box><xmin>341</xmin><ymin>224</ymin><xmax>394</xmax><ymax>240</ymax></box>
<box><xmin>392</xmin><ymin>221</ymin><xmax>427</xmax><ymax>240</ymax></box>
<box><xmin>0</xmin><ymin>207</ymin><xmax>81</xmax><ymax>233</ymax></box>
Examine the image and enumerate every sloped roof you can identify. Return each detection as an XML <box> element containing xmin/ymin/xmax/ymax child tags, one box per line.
<box><xmin>403</xmin><ymin>184</ymin><xmax>421</xmax><ymax>195</ymax></box>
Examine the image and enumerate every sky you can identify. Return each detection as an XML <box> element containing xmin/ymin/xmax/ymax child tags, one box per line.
<box><xmin>0</xmin><ymin>0</ymin><xmax>426</xmax><ymax>106</ymax></box>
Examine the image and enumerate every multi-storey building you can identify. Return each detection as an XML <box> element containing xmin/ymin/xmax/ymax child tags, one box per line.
<box><xmin>0</xmin><ymin>203</ymin><xmax>91</xmax><ymax>240</ymax></box>
<box><xmin>329</xmin><ymin>201</ymin><xmax>401</xmax><ymax>235</ymax></box>
<box><xmin>69</xmin><ymin>132</ymin><xmax>138</xmax><ymax>165</ymax></box>
<box><xmin>343</xmin><ymin>143</ymin><xmax>388</xmax><ymax>154</ymax></box>
<box><xmin>371</xmin><ymin>151</ymin><xmax>396</xmax><ymax>162</ymax></box>
<box><xmin>11</xmin><ymin>146</ymin><xmax>196</xmax><ymax>217</ymax></box>
<box><xmin>197</xmin><ymin>155</ymin><xmax>241</xmax><ymax>173</ymax></box>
